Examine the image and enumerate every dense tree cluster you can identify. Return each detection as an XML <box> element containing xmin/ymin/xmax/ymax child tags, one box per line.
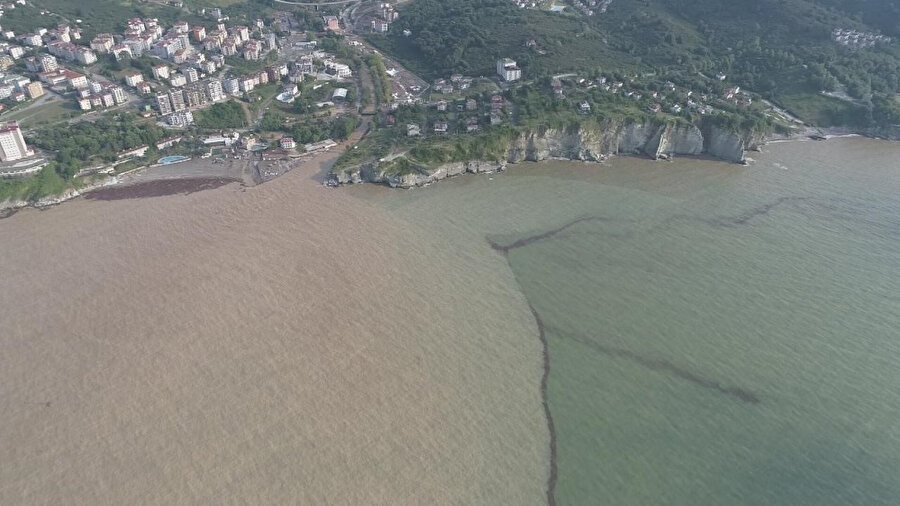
<box><xmin>379</xmin><ymin>0</ymin><xmax>900</xmax><ymax>127</ymax></box>
<box><xmin>366</xmin><ymin>54</ymin><xmax>393</xmax><ymax>105</ymax></box>
<box><xmin>27</xmin><ymin>114</ymin><xmax>167</xmax><ymax>179</ymax></box>
<box><xmin>260</xmin><ymin>111</ymin><xmax>359</xmax><ymax>143</ymax></box>
<box><xmin>194</xmin><ymin>101</ymin><xmax>248</xmax><ymax>130</ymax></box>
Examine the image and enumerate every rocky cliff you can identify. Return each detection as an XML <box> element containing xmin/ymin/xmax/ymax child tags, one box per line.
<box><xmin>328</xmin><ymin>160</ymin><xmax>507</xmax><ymax>188</ymax></box>
<box><xmin>0</xmin><ymin>176</ymin><xmax>119</xmax><ymax>213</ymax></box>
<box><xmin>505</xmin><ymin>119</ymin><xmax>759</xmax><ymax>163</ymax></box>
<box><xmin>328</xmin><ymin>118</ymin><xmax>763</xmax><ymax>188</ymax></box>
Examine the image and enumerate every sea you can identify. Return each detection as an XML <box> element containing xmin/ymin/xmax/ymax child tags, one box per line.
<box><xmin>2</xmin><ymin>137</ymin><xmax>899</xmax><ymax>504</ymax></box>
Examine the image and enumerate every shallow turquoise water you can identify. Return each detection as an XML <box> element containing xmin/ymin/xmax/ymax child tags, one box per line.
<box><xmin>349</xmin><ymin>138</ymin><xmax>900</xmax><ymax>505</ymax></box>
<box><xmin>158</xmin><ymin>155</ymin><xmax>189</xmax><ymax>165</ymax></box>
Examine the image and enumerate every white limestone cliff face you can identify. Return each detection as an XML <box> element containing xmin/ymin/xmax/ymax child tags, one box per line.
<box><xmin>328</xmin><ymin>119</ymin><xmax>762</xmax><ymax>188</ymax></box>
<box><xmin>329</xmin><ymin>160</ymin><xmax>506</xmax><ymax>188</ymax></box>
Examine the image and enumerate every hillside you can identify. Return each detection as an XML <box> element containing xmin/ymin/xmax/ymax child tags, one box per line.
<box><xmin>372</xmin><ymin>0</ymin><xmax>900</xmax><ymax>127</ymax></box>
<box><xmin>0</xmin><ymin>0</ymin><xmax>276</xmax><ymax>40</ymax></box>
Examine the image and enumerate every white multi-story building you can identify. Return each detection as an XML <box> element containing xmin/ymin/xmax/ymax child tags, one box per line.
<box><xmin>124</xmin><ymin>72</ymin><xmax>143</xmax><ymax>87</ymax></box>
<box><xmin>39</xmin><ymin>54</ymin><xmax>58</xmax><ymax>72</ymax></box>
<box><xmin>497</xmin><ymin>58</ymin><xmax>522</xmax><ymax>82</ymax></box>
<box><xmin>66</xmin><ymin>71</ymin><xmax>88</xmax><ymax>90</ymax></box>
<box><xmin>168</xmin><ymin>89</ymin><xmax>186</xmax><ymax>112</ymax></box>
<box><xmin>155</xmin><ymin>93</ymin><xmax>173</xmax><ymax>115</ymax></box>
<box><xmin>324</xmin><ymin>60</ymin><xmax>351</xmax><ymax>78</ymax></box>
<box><xmin>231</xmin><ymin>25</ymin><xmax>249</xmax><ymax>42</ymax></box>
<box><xmin>20</xmin><ymin>33</ymin><xmax>42</xmax><ymax>47</ymax></box>
<box><xmin>152</xmin><ymin>64</ymin><xmax>170</xmax><ymax>80</ymax></box>
<box><xmin>169</xmin><ymin>73</ymin><xmax>187</xmax><ymax>87</ymax></box>
<box><xmin>239</xmin><ymin>75</ymin><xmax>256</xmax><ymax>92</ymax></box>
<box><xmin>90</xmin><ymin>34</ymin><xmax>115</xmax><ymax>53</ymax></box>
<box><xmin>75</xmin><ymin>47</ymin><xmax>97</xmax><ymax>64</ymax></box>
<box><xmin>110</xmin><ymin>85</ymin><xmax>127</xmax><ymax>104</ymax></box>
<box><xmin>0</xmin><ymin>121</ymin><xmax>34</xmax><ymax>161</ymax></box>
<box><xmin>223</xmin><ymin>77</ymin><xmax>240</xmax><ymax>95</ymax></box>
<box><xmin>167</xmin><ymin>110</ymin><xmax>193</xmax><ymax>127</ymax></box>
<box><xmin>206</xmin><ymin>79</ymin><xmax>225</xmax><ymax>102</ymax></box>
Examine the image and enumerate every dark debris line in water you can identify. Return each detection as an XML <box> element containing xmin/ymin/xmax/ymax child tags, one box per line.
<box><xmin>548</xmin><ymin>325</ymin><xmax>760</xmax><ymax>404</ymax></box>
<box><xmin>529</xmin><ymin>302</ymin><xmax>558</xmax><ymax>506</ymax></box>
<box><xmin>662</xmin><ymin>196</ymin><xmax>812</xmax><ymax>229</ymax></box>
<box><xmin>488</xmin><ymin>213</ymin><xmax>765</xmax><ymax>505</ymax></box>
<box><xmin>84</xmin><ymin>177</ymin><xmax>240</xmax><ymax>201</ymax></box>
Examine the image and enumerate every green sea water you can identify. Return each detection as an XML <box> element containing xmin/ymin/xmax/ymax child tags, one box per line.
<box><xmin>347</xmin><ymin>137</ymin><xmax>900</xmax><ymax>505</ymax></box>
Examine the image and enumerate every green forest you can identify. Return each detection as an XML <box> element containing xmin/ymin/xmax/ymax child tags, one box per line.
<box><xmin>376</xmin><ymin>0</ymin><xmax>900</xmax><ymax>127</ymax></box>
<box><xmin>28</xmin><ymin>114</ymin><xmax>167</xmax><ymax>179</ymax></box>
<box><xmin>194</xmin><ymin>101</ymin><xmax>248</xmax><ymax>130</ymax></box>
<box><xmin>2</xmin><ymin>114</ymin><xmax>167</xmax><ymax>202</ymax></box>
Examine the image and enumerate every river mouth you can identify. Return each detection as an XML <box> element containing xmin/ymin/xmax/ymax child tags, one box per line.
<box><xmin>84</xmin><ymin>177</ymin><xmax>241</xmax><ymax>200</ymax></box>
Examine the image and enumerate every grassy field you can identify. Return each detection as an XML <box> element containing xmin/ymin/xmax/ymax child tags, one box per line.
<box><xmin>2</xmin><ymin>99</ymin><xmax>80</xmax><ymax>128</ymax></box>
<box><xmin>0</xmin><ymin>166</ymin><xmax>68</xmax><ymax>203</ymax></box>
<box><xmin>777</xmin><ymin>93</ymin><xmax>869</xmax><ymax>127</ymax></box>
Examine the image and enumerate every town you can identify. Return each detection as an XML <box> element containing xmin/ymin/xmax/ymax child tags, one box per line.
<box><xmin>0</xmin><ymin>1</ymin><xmax>373</xmax><ymax>189</ymax></box>
<box><xmin>0</xmin><ymin>0</ymin><xmax>769</xmax><ymax>193</ymax></box>
<box><xmin>0</xmin><ymin>0</ymin><xmax>895</xmax><ymax>198</ymax></box>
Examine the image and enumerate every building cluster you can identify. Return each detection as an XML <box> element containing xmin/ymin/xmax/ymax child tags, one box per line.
<box><xmin>73</xmin><ymin>79</ymin><xmax>128</xmax><ymax>111</ymax></box>
<box><xmin>85</xmin><ymin>14</ymin><xmax>292</xmax><ymax>126</ymax></box>
<box><xmin>371</xmin><ymin>3</ymin><xmax>399</xmax><ymax>33</ymax></box>
<box><xmin>557</xmin><ymin>73</ymin><xmax>742</xmax><ymax>117</ymax></box>
<box><xmin>0</xmin><ymin>22</ymin><xmax>92</xmax><ymax>71</ymax></box>
<box><xmin>0</xmin><ymin>68</ymin><xmax>43</xmax><ymax>103</ymax></box>
<box><xmin>90</xmin><ymin>15</ymin><xmax>277</xmax><ymax>67</ymax></box>
<box><xmin>568</xmin><ymin>0</ymin><xmax>597</xmax><ymax>16</ymax></box>
<box><xmin>432</xmin><ymin>74</ymin><xmax>474</xmax><ymax>94</ymax></box>
<box><xmin>398</xmin><ymin>93</ymin><xmax>507</xmax><ymax>137</ymax></box>
<box><xmin>0</xmin><ymin>0</ymin><xmax>26</xmax><ymax>17</ymax></box>
<box><xmin>284</xmin><ymin>44</ymin><xmax>352</xmax><ymax>83</ymax></box>
<box><xmin>0</xmin><ymin>23</ymin><xmax>95</xmax><ymax>74</ymax></box>
<box><xmin>26</xmin><ymin>59</ymin><xmax>128</xmax><ymax>112</ymax></box>
<box><xmin>832</xmin><ymin>28</ymin><xmax>890</xmax><ymax>50</ymax></box>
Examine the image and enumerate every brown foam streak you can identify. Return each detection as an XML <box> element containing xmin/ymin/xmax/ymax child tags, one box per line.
<box><xmin>548</xmin><ymin>325</ymin><xmax>760</xmax><ymax>404</ymax></box>
<box><xmin>529</xmin><ymin>303</ymin><xmax>558</xmax><ymax>506</ymax></box>
<box><xmin>490</xmin><ymin>215</ymin><xmax>761</xmax><ymax>504</ymax></box>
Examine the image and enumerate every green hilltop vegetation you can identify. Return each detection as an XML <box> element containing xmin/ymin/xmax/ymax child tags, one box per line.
<box><xmin>1</xmin><ymin>114</ymin><xmax>169</xmax><ymax>203</ymax></box>
<box><xmin>0</xmin><ymin>0</ymin><xmax>287</xmax><ymax>40</ymax></box>
<box><xmin>371</xmin><ymin>0</ymin><xmax>900</xmax><ymax>127</ymax></box>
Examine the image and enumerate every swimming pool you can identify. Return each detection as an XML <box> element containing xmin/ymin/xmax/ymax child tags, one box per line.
<box><xmin>158</xmin><ymin>155</ymin><xmax>190</xmax><ymax>165</ymax></box>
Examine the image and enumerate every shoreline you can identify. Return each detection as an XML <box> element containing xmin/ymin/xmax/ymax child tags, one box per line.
<box><xmin>0</xmin><ymin>121</ymin><xmax>366</xmax><ymax>216</ymax></box>
<box><xmin>2</xmin><ymin>122</ymin><xmax>894</xmax><ymax>212</ymax></box>
<box><xmin>326</xmin><ymin>125</ymin><xmax>899</xmax><ymax>189</ymax></box>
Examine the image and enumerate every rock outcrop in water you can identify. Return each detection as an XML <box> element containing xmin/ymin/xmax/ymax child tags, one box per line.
<box><xmin>329</xmin><ymin>159</ymin><xmax>508</xmax><ymax>188</ymax></box>
<box><xmin>328</xmin><ymin>118</ymin><xmax>766</xmax><ymax>188</ymax></box>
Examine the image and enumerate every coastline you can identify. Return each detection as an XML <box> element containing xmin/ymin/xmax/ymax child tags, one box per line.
<box><xmin>0</xmin><ymin>120</ymin><xmax>370</xmax><ymax>216</ymax></box>
<box><xmin>325</xmin><ymin>124</ymin><xmax>900</xmax><ymax>190</ymax></box>
<box><xmin>3</xmin><ymin>121</ymin><xmax>897</xmax><ymax>211</ymax></box>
